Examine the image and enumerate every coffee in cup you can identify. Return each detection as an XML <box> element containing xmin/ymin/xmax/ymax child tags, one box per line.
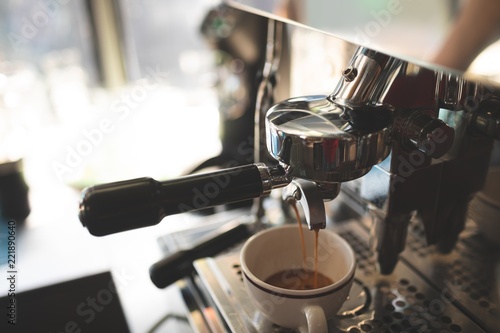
<box><xmin>240</xmin><ymin>224</ymin><xmax>356</xmax><ymax>333</ymax></box>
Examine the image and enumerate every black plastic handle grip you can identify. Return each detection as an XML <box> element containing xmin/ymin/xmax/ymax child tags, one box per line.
<box><xmin>149</xmin><ymin>222</ymin><xmax>252</xmax><ymax>288</ymax></box>
<box><xmin>78</xmin><ymin>164</ymin><xmax>264</xmax><ymax>236</ymax></box>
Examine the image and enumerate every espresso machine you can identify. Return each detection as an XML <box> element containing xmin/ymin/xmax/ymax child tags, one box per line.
<box><xmin>78</xmin><ymin>1</ymin><xmax>500</xmax><ymax>332</ymax></box>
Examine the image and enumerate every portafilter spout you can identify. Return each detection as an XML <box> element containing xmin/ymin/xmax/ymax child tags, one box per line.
<box><xmin>282</xmin><ymin>179</ymin><xmax>340</xmax><ymax>230</ymax></box>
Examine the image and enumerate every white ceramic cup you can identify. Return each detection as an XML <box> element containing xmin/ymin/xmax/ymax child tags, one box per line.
<box><xmin>240</xmin><ymin>224</ymin><xmax>356</xmax><ymax>333</ymax></box>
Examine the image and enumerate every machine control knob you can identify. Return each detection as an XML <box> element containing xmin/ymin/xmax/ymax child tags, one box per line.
<box><xmin>402</xmin><ymin>112</ymin><xmax>455</xmax><ymax>159</ymax></box>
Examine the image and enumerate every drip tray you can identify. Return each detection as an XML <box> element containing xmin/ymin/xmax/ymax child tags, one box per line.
<box><xmin>175</xmin><ymin>219</ymin><xmax>498</xmax><ymax>332</ymax></box>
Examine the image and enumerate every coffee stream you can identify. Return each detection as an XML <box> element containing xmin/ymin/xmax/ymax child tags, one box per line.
<box><xmin>264</xmin><ymin>202</ymin><xmax>333</xmax><ymax>290</ymax></box>
<box><xmin>290</xmin><ymin>202</ymin><xmax>307</xmax><ymax>263</ymax></box>
<box><xmin>314</xmin><ymin>228</ymin><xmax>319</xmax><ymax>288</ymax></box>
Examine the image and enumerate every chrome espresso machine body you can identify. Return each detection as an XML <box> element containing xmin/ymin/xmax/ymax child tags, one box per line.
<box><xmin>78</xmin><ymin>1</ymin><xmax>500</xmax><ymax>332</ymax></box>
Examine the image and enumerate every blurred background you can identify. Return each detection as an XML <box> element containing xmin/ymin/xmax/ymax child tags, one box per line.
<box><xmin>0</xmin><ymin>1</ymin><xmax>224</xmax><ymax>332</ymax></box>
<box><xmin>0</xmin><ymin>0</ymin><xmax>223</xmax><ymax>229</ymax></box>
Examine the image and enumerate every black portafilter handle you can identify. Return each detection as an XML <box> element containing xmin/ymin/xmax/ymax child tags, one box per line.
<box><xmin>78</xmin><ymin>163</ymin><xmax>289</xmax><ymax>236</ymax></box>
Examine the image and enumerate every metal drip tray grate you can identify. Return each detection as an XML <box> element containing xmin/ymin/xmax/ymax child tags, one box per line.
<box><xmin>402</xmin><ymin>219</ymin><xmax>500</xmax><ymax>332</ymax></box>
<box><xmin>178</xmin><ymin>219</ymin><xmax>494</xmax><ymax>332</ymax></box>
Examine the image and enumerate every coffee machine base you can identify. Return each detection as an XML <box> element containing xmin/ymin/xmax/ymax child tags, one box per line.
<box><xmin>158</xmin><ymin>208</ymin><xmax>499</xmax><ymax>333</ymax></box>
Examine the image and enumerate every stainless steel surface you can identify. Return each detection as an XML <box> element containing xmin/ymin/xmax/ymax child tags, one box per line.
<box><xmin>256</xmin><ymin>163</ymin><xmax>290</xmax><ymax>195</ymax></box>
<box><xmin>225</xmin><ymin>0</ymin><xmax>500</xmax><ymax>87</ymax></box>
<box><xmin>330</xmin><ymin>48</ymin><xmax>403</xmax><ymax>109</ymax></box>
<box><xmin>435</xmin><ymin>72</ymin><xmax>481</xmax><ymax>111</ymax></box>
<box><xmin>266</xmin><ymin>95</ymin><xmax>392</xmax><ymax>183</ymax></box>
<box><xmin>399</xmin><ymin>112</ymin><xmax>454</xmax><ymax>159</ymax></box>
<box><xmin>175</xmin><ymin>217</ymin><xmax>497</xmax><ymax>332</ymax></box>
